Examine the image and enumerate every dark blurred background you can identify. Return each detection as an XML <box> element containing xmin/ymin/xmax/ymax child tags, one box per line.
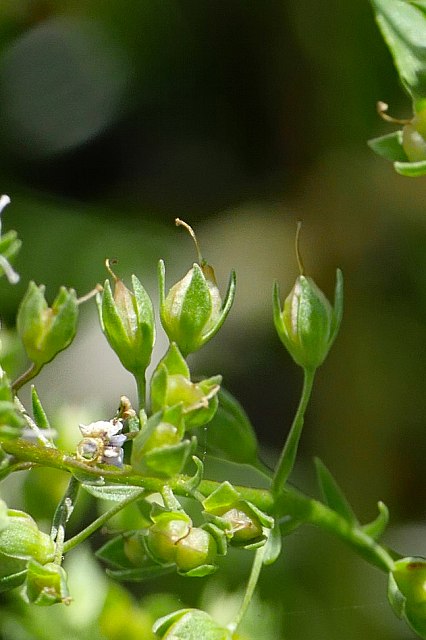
<box><xmin>0</xmin><ymin>1</ymin><xmax>425</xmax><ymax>639</ymax></box>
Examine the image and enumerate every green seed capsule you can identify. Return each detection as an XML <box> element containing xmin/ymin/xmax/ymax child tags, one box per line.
<box><xmin>175</xmin><ymin>528</ymin><xmax>217</xmax><ymax>572</ymax></box>
<box><xmin>146</xmin><ymin>517</ymin><xmax>191</xmax><ymax>564</ymax></box>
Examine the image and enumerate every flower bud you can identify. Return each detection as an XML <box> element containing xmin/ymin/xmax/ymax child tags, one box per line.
<box><xmin>76</xmin><ymin>419</ymin><xmax>126</xmax><ymax>466</ymax></box>
<box><xmin>0</xmin><ymin>509</ymin><xmax>54</xmax><ymax>563</ymax></box>
<box><xmin>23</xmin><ymin>559</ymin><xmax>71</xmax><ymax>606</ymax></box>
<box><xmin>158</xmin><ymin>220</ymin><xmax>235</xmax><ymax>355</ymax></box>
<box><xmin>388</xmin><ymin>557</ymin><xmax>426</xmax><ymax>637</ymax></box>
<box><xmin>99</xmin><ymin>269</ymin><xmax>155</xmax><ymax>376</ymax></box>
<box><xmin>273</xmin><ymin>269</ymin><xmax>343</xmax><ymax>371</ymax></box>
<box><xmin>17</xmin><ymin>282</ymin><xmax>78</xmax><ymax>368</ymax></box>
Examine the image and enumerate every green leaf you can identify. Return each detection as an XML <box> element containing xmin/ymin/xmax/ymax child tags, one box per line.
<box><xmin>23</xmin><ymin>559</ymin><xmax>70</xmax><ymax>606</ymax></box>
<box><xmin>394</xmin><ymin>158</ymin><xmax>426</xmax><ymax>176</ymax></box>
<box><xmin>202</xmin><ymin>481</ymin><xmax>241</xmax><ymax>513</ymax></box>
<box><xmin>96</xmin><ymin>532</ymin><xmax>147</xmax><ymax>569</ymax></box>
<box><xmin>0</xmin><ymin>568</ymin><xmax>27</xmax><ymax>593</ymax></box>
<box><xmin>315</xmin><ymin>458</ymin><xmax>358</xmax><ymax>525</ymax></box>
<box><xmin>262</xmin><ymin>521</ymin><xmax>282</xmax><ymax>565</ymax></box>
<box><xmin>371</xmin><ymin>0</ymin><xmax>426</xmax><ymax>100</ymax></box>
<box><xmin>200</xmin><ymin>269</ymin><xmax>237</xmax><ymax>348</ymax></box>
<box><xmin>153</xmin><ymin>608</ymin><xmax>232</xmax><ymax>640</ymax></box>
<box><xmin>150</xmin><ymin>366</ymin><xmax>169</xmax><ymax>413</ymax></box>
<box><xmin>197</xmin><ymin>387</ymin><xmax>259</xmax><ymax>465</ymax></box>
<box><xmin>178</xmin><ymin>564</ymin><xmax>217</xmax><ymax>578</ymax></box>
<box><xmin>31</xmin><ymin>385</ymin><xmax>50</xmax><ymax>429</ymax></box>
<box><xmin>202</xmin><ymin>522</ymin><xmax>228</xmax><ymax>556</ymax></box>
<box><xmin>160</xmin><ymin>342</ymin><xmax>190</xmax><ymax>378</ymax></box>
<box><xmin>180</xmin><ymin>456</ymin><xmax>204</xmax><ymax>493</ymax></box>
<box><xmin>362</xmin><ymin>501</ymin><xmax>389</xmax><ymax>540</ymax></box>
<box><xmin>107</xmin><ymin>563</ymin><xmax>175</xmax><ymax>582</ymax></box>
<box><xmin>368</xmin><ymin>131</ymin><xmax>408</xmax><ymax>162</ymax></box>
<box><xmin>178</xmin><ymin>263</ymin><xmax>213</xmax><ymax>340</ymax></box>
<box><xmin>82</xmin><ymin>483</ymin><xmax>144</xmax><ymax>502</ymax></box>
<box><xmin>141</xmin><ymin>439</ymin><xmax>196</xmax><ymax>477</ymax></box>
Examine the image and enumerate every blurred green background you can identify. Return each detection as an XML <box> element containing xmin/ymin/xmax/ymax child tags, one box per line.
<box><xmin>0</xmin><ymin>1</ymin><xmax>425</xmax><ymax>638</ymax></box>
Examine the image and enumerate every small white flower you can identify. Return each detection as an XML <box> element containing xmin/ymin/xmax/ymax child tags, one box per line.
<box><xmin>79</xmin><ymin>419</ymin><xmax>123</xmax><ymax>439</ymax></box>
<box><xmin>102</xmin><ymin>445</ymin><xmax>124</xmax><ymax>467</ymax></box>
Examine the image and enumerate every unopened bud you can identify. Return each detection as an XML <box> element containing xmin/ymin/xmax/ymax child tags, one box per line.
<box><xmin>17</xmin><ymin>282</ymin><xmax>78</xmax><ymax>368</ymax></box>
<box><xmin>273</xmin><ymin>227</ymin><xmax>343</xmax><ymax>370</ymax></box>
<box><xmin>158</xmin><ymin>220</ymin><xmax>235</xmax><ymax>355</ymax></box>
<box><xmin>99</xmin><ymin>263</ymin><xmax>155</xmax><ymax>376</ymax></box>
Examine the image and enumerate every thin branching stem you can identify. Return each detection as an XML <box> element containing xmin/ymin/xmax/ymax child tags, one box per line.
<box><xmin>272</xmin><ymin>367</ymin><xmax>316</xmax><ymax>496</ymax></box>
<box><xmin>12</xmin><ymin>363</ymin><xmax>41</xmax><ymax>393</ymax></box>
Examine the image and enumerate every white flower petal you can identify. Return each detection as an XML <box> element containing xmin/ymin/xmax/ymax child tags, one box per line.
<box><xmin>0</xmin><ymin>195</ymin><xmax>10</xmax><ymax>215</ymax></box>
<box><xmin>79</xmin><ymin>419</ymin><xmax>123</xmax><ymax>438</ymax></box>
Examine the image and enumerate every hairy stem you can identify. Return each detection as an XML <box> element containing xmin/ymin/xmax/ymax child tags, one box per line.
<box><xmin>272</xmin><ymin>367</ymin><xmax>315</xmax><ymax>496</ymax></box>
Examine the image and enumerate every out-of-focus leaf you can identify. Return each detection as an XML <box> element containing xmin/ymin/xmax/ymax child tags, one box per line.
<box><xmin>394</xmin><ymin>158</ymin><xmax>426</xmax><ymax>176</ymax></box>
<box><xmin>371</xmin><ymin>0</ymin><xmax>426</xmax><ymax>99</ymax></box>
<box><xmin>107</xmin><ymin>564</ymin><xmax>175</xmax><ymax>582</ymax></box>
<box><xmin>368</xmin><ymin>131</ymin><xmax>408</xmax><ymax>162</ymax></box>
<box><xmin>197</xmin><ymin>388</ymin><xmax>259</xmax><ymax>466</ymax></box>
<box><xmin>362</xmin><ymin>501</ymin><xmax>389</xmax><ymax>540</ymax></box>
<box><xmin>0</xmin><ymin>568</ymin><xmax>27</xmax><ymax>592</ymax></box>
<box><xmin>96</xmin><ymin>532</ymin><xmax>146</xmax><ymax>570</ymax></box>
<box><xmin>153</xmin><ymin>608</ymin><xmax>232</xmax><ymax>640</ymax></box>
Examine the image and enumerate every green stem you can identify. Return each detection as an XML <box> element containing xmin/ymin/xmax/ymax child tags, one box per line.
<box><xmin>0</xmin><ymin>436</ymin><xmax>396</xmax><ymax>573</ymax></box>
<box><xmin>135</xmin><ymin>374</ymin><xmax>146</xmax><ymax>413</ymax></box>
<box><xmin>62</xmin><ymin>487</ymin><xmax>145</xmax><ymax>554</ymax></box>
<box><xmin>12</xmin><ymin>363</ymin><xmax>41</xmax><ymax>393</ymax></box>
<box><xmin>272</xmin><ymin>367</ymin><xmax>315</xmax><ymax>496</ymax></box>
<box><xmin>228</xmin><ymin>545</ymin><xmax>266</xmax><ymax>633</ymax></box>
<box><xmin>275</xmin><ymin>487</ymin><xmax>396</xmax><ymax>572</ymax></box>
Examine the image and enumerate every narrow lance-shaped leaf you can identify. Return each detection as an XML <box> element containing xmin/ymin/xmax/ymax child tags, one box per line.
<box><xmin>31</xmin><ymin>386</ymin><xmax>50</xmax><ymax>429</ymax></box>
<box><xmin>315</xmin><ymin>457</ymin><xmax>358</xmax><ymax>525</ymax></box>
